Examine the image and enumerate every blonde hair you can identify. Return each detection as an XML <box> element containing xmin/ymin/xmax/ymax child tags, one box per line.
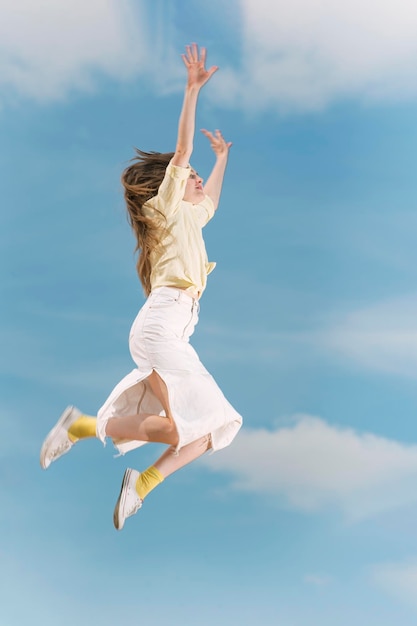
<box><xmin>121</xmin><ymin>149</ymin><xmax>174</xmax><ymax>296</ymax></box>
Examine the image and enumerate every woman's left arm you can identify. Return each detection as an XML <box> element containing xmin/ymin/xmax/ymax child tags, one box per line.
<box><xmin>201</xmin><ymin>129</ymin><xmax>232</xmax><ymax>211</ymax></box>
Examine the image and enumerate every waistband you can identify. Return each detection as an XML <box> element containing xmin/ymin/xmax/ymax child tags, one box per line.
<box><xmin>150</xmin><ymin>286</ymin><xmax>200</xmax><ymax>303</ymax></box>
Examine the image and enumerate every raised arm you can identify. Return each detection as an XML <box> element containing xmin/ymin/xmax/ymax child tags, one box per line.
<box><xmin>201</xmin><ymin>129</ymin><xmax>232</xmax><ymax>211</ymax></box>
<box><xmin>172</xmin><ymin>43</ymin><xmax>218</xmax><ymax>168</ymax></box>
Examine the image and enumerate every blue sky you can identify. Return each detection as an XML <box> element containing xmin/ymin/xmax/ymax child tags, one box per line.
<box><xmin>2</xmin><ymin>1</ymin><xmax>417</xmax><ymax>624</ymax></box>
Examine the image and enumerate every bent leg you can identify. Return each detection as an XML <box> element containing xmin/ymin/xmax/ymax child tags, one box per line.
<box><xmin>105</xmin><ymin>411</ymin><xmax>178</xmax><ymax>445</ymax></box>
<box><xmin>135</xmin><ymin>434</ymin><xmax>212</xmax><ymax>501</ymax></box>
<box><xmin>154</xmin><ymin>434</ymin><xmax>212</xmax><ymax>478</ymax></box>
<box><xmin>105</xmin><ymin>370</ymin><xmax>179</xmax><ymax>446</ymax></box>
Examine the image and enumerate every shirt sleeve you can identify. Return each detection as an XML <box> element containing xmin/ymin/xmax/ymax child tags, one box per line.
<box><xmin>193</xmin><ymin>195</ymin><xmax>215</xmax><ymax>227</ymax></box>
<box><xmin>151</xmin><ymin>159</ymin><xmax>191</xmax><ymax>218</ymax></box>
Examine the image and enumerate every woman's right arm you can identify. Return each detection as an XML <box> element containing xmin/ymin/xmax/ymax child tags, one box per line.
<box><xmin>171</xmin><ymin>43</ymin><xmax>218</xmax><ymax>168</ymax></box>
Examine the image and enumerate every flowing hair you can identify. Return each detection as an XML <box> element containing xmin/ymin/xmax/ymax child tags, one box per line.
<box><xmin>121</xmin><ymin>149</ymin><xmax>174</xmax><ymax>296</ymax></box>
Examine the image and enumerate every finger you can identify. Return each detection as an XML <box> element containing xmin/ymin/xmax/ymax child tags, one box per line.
<box><xmin>181</xmin><ymin>54</ymin><xmax>190</xmax><ymax>68</ymax></box>
<box><xmin>214</xmin><ymin>130</ymin><xmax>226</xmax><ymax>145</ymax></box>
<box><xmin>191</xmin><ymin>42</ymin><xmax>198</xmax><ymax>62</ymax></box>
<box><xmin>187</xmin><ymin>45</ymin><xmax>196</xmax><ymax>62</ymax></box>
<box><xmin>206</xmin><ymin>65</ymin><xmax>219</xmax><ymax>79</ymax></box>
<box><xmin>200</xmin><ymin>47</ymin><xmax>207</xmax><ymax>65</ymax></box>
<box><xmin>201</xmin><ymin>129</ymin><xmax>215</xmax><ymax>141</ymax></box>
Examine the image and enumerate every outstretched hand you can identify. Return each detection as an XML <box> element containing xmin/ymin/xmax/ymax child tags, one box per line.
<box><xmin>181</xmin><ymin>43</ymin><xmax>218</xmax><ymax>90</ymax></box>
<box><xmin>201</xmin><ymin>129</ymin><xmax>232</xmax><ymax>159</ymax></box>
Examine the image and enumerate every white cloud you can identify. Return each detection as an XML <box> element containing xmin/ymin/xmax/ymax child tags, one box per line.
<box><xmin>205</xmin><ymin>415</ymin><xmax>417</xmax><ymax>520</ymax></box>
<box><xmin>0</xmin><ymin>0</ymin><xmax>147</xmax><ymax>102</ymax></box>
<box><xmin>372</xmin><ymin>560</ymin><xmax>417</xmax><ymax>610</ymax></box>
<box><xmin>322</xmin><ymin>293</ymin><xmax>417</xmax><ymax>379</ymax></box>
<box><xmin>3</xmin><ymin>0</ymin><xmax>417</xmax><ymax>112</ymax></box>
<box><xmin>210</xmin><ymin>0</ymin><xmax>417</xmax><ymax>112</ymax></box>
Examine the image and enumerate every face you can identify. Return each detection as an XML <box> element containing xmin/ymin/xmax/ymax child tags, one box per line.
<box><xmin>183</xmin><ymin>168</ymin><xmax>205</xmax><ymax>204</ymax></box>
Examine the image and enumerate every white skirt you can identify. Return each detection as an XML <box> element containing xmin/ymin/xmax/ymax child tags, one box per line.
<box><xmin>96</xmin><ymin>287</ymin><xmax>243</xmax><ymax>455</ymax></box>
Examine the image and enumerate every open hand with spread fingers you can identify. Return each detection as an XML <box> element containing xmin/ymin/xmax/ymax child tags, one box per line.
<box><xmin>181</xmin><ymin>43</ymin><xmax>218</xmax><ymax>90</ymax></box>
<box><xmin>201</xmin><ymin>129</ymin><xmax>232</xmax><ymax>159</ymax></box>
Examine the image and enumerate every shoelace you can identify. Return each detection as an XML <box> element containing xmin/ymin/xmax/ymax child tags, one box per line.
<box><xmin>50</xmin><ymin>440</ymin><xmax>71</xmax><ymax>460</ymax></box>
<box><xmin>126</xmin><ymin>492</ymin><xmax>142</xmax><ymax>517</ymax></box>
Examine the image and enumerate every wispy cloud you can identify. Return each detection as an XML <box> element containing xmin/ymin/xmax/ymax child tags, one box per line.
<box><xmin>210</xmin><ymin>0</ymin><xmax>417</xmax><ymax>112</ymax></box>
<box><xmin>0</xmin><ymin>0</ymin><xmax>147</xmax><ymax>102</ymax></box>
<box><xmin>3</xmin><ymin>1</ymin><xmax>417</xmax><ymax>113</ymax></box>
<box><xmin>204</xmin><ymin>415</ymin><xmax>417</xmax><ymax>520</ymax></box>
<box><xmin>322</xmin><ymin>293</ymin><xmax>417</xmax><ymax>379</ymax></box>
<box><xmin>372</xmin><ymin>560</ymin><xmax>417</xmax><ymax>611</ymax></box>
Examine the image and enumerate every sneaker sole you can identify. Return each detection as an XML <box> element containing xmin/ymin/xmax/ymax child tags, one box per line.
<box><xmin>113</xmin><ymin>468</ymin><xmax>133</xmax><ymax>531</ymax></box>
<box><xmin>39</xmin><ymin>405</ymin><xmax>79</xmax><ymax>469</ymax></box>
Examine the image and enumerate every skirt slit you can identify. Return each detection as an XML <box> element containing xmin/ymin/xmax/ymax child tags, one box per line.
<box><xmin>96</xmin><ymin>287</ymin><xmax>242</xmax><ymax>456</ymax></box>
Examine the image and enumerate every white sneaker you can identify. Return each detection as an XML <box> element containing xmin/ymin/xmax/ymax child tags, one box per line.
<box><xmin>40</xmin><ymin>406</ymin><xmax>81</xmax><ymax>469</ymax></box>
<box><xmin>113</xmin><ymin>468</ymin><xmax>143</xmax><ymax>530</ymax></box>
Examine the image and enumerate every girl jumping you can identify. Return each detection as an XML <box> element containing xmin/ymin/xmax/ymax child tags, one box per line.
<box><xmin>40</xmin><ymin>43</ymin><xmax>243</xmax><ymax>530</ymax></box>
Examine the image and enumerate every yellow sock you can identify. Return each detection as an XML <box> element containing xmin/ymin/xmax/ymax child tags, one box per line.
<box><xmin>135</xmin><ymin>466</ymin><xmax>164</xmax><ymax>500</ymax></box>
<box><xmin>68</xmin><ymin>415</ymin><xmax>97</xmax><ymax>443</ymax></box>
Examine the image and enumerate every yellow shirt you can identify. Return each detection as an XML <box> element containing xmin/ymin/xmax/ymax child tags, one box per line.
<box><xmin>143</xmin><ymin>160</ymin><xmax>216</xmax><ymax>296</ymax></box>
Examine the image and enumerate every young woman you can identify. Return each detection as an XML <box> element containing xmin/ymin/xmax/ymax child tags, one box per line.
<box><xmin>40</xmin><ymin>43</ymin><xmax>243</xmax><ymax>530</ymax></box>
